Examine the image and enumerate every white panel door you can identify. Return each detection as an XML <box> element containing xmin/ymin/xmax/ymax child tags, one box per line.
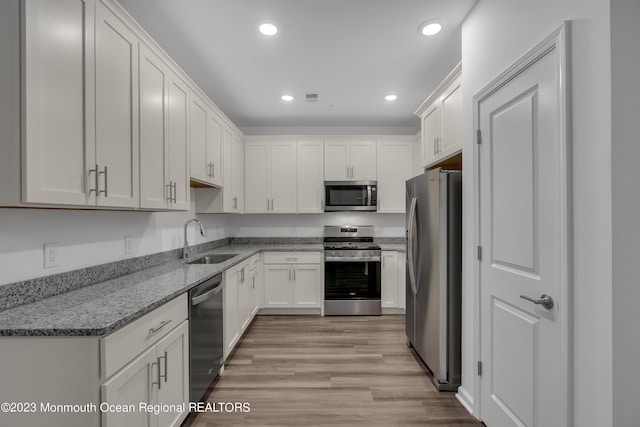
<box><xmin>101</xmin><ymin>346</ymin><xmax>155</xmax><ymax>427</ymax></box>
<box><xmin>139</xmin><ymin>44</ymin><xmax>168</xmax><ymax>210</ymax></box>
<box><xmin>324</xmin><ymin>142</ymin><xmax>349</xmax><ymax>181</ymax></box>
<box><xmin>477</xmin><ymin>29</ymin><xmax>569</xmax><ymax>427</ymax></box>
<box><xmin>270</xmin><ymin>141</ymin><xmax>297</xmax><ymax>213</ymax></box>
<box><xmin>23</xmin><ymin>0</ymin><xmax>93</xmax><ymax>206</ymax></box>
<box><xmin>189</xmin><ymin>94</ymin><xmax>209</xmax><ymax>184</ymax></box>
<box><xmin>441</xmin><ymin>76</ymin><xmax>462</xmax><ymax>157</ymax></box>
<box><xmin>377</xmin><ymin>142</ymin><xmax>412</xmax><ymax>213</ymax></box>
<box><xmin>381</xmin><ymin>251</ymin><xmax>399</xmax><ymax>308</ymax></box>
<box><xmin>244</xmin><ymin>141</ymin><xmax>269</xmax><ymax>213</ymax></box>
<box><xmin>297</xmin><ymin>140</ymin><xmax>324</xmax><ymax>213</ymax></box>
<box><xmin>349</xmin><ymin>141</ymin><xmax>377</xmax><ymax>180</ymax></box>
<box><xmin>166</xmin><ymin>74</ymin><xmax>189</xmax><ymax>211</ymax></box>
<box><xmin>156</xmin><ymin>321</ymin><xmax>189</xmax><ymax>427</ymax></box>
<box><xmin>207</xmin><ymin>113</ymin><xmax>223</xmax><ymax>187</ymax></box>
<box><xmin>292</xmin><ymin>265</ymin><xmax>321</xmax><ymax>308</ymax></box>
<box><xmin>263</xmin><ymin>265</ymin><xmax>293</xmax><ymax>308</ymax></box>
<box><xmin>95</xmin><ymin>2</ymin><xmax>139</xmax><ymax>208</ymax></box>
<box><xmin>421</xmin><ymin>103</ymin><xmax>440</xmax><ymax>167</ymax></box>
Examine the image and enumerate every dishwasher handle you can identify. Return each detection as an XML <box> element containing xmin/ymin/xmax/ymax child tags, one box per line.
<box><xmin>191</xmin><ymin>283</ymin><xmax>222</xmax><ymax>306</ymax></box>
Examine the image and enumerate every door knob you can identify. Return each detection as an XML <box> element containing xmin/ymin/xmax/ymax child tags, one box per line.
<box><xmin>519</xmin><ymin>293</ymin><xmax>554</xmax><ymax>310</ymax></box>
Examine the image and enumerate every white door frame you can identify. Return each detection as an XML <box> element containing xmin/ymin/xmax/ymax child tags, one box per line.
<box><xmin>472</xmin><ymin>22</ymin><xmax>572</xmax><ymax>425</ymax></box>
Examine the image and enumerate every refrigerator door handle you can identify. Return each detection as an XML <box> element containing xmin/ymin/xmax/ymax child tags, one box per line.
<box><xmin>407</xmin><ymin>197</ymin><xmax>418</xmax><ymax>296</ymax></box>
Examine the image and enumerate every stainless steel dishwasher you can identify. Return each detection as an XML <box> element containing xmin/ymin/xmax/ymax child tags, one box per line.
<box><xmin>189</xmin><ymin>273</ymin><xmax>223</xmax><ymax>402</ymax></box>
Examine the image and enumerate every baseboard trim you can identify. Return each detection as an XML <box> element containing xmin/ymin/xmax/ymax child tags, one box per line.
<box><xmin>257</xmin><ymin>308</ymin><xmax>322</xmax><ymax>315</ymax></box>
<box><xmin>455</xmin><ymin>386</ymin><xmax>477</xmax><ymax>419</ymax></box>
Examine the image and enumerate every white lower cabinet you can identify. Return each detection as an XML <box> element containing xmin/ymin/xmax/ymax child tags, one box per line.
<box><xmin>101</xmin><ymin>295</ymin><xmax>189</xmax><ymax>427</ymax></box>
<box><xmin>263</xmin><ymin>252</ymin><xmax>322</xmax><ymax>309</ymax></box>
<box><xmin>224</xmin><ymin>255</ymin><xmax>260</xmax><ymax>360</ymax></box>
<box><xmin>381</xmin><ymin>251</ymin><xmax>406</xmax><ymax>310</ymax></box>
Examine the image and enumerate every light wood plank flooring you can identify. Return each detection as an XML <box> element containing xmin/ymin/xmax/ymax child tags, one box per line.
<box><xmin>183</xmin><ymin>315</ymin><xmax>481</xmax><ymax>426</ymax></box>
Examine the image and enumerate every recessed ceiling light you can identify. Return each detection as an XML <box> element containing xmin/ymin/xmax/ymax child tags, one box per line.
<box><xmin>385</xmin><ymin>94</ymin><xmax>398</xmax><ymax>101</ymax></box>
<box><xmin>419</xmin><ymin>21</ymin><xmax>442</xmax><ymax>36</ymax></box>
<box><xmin>281</xmin><ymin>95</ymin><xmax>293</xmax><ymax>101</ymax></box>
<box><xmin>259</xmin><ymin>23</ymin><xmax>278</xmax><ymax>36</ymax></box>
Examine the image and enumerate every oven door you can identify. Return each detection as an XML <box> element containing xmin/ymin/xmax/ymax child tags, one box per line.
<box><xmin>324</xmin><ymin>259</ymin><xmax>381</xmax><ymax>300</ymax></box>
<box><xmin>324</xmin><ymin>181</ymin><xmax>377</xmax><ymax>211</ymax></box>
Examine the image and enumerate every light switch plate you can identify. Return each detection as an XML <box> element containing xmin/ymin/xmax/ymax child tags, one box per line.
<box><xmin>44</xmin><ymin>243</ymin><xmax>59</xmax><ymax>268</ymax></box>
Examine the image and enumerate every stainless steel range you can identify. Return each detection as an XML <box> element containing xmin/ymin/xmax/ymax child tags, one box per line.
<box><xmin>323</xmin><ymin>225</ymin><xmax>381</xmax><ymax>315</ymax></box>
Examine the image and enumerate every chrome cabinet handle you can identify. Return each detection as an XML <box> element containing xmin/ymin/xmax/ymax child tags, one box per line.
<box><xmin>267</xmin><ymin>198</ymin><xmax>270</xmax><ymax>211</ymax></box>
<box><xmin>212</xmin><ymin>163</ymin><xmax>215</xmax><ymax>179</ymax></box>
<box><xmin>233</xmin><ymin>196</ymin><xmax>238</xmax><ymax>209</ymax></box>
<box><xmin>166</xmin><ymin>182</ymin><xmax>173</xmax><ymax>202</ymax></box>
<box><xmin>159</xmin><ymin>351</ymin><xmax>168</xmax><ymax>383</ymax></box>
<box><xmin>293</xmin><ymin>268</ymin><xmax>295</xmax><ymax>281</ymax></box>
<box><xmin>285</xmin><ymin>257</ymin><xmax>297</xmax><ymax>261</ymax></box>
<box><xmin>149</xmin><ymin>319</ymin><xmax>172</xmax><ymax>334</ymax></box>
<box><xmin>172</xmin><ymin>182</ymin><xmax>177</xmax><ymax>203</ymax></box>
<box><xmin>99</xmin><ymin>166</ymin><xmax>108</xmax><ymax>197</ymax></box>
<box><xmin>252</xmin><ymin>276</ymin><xmax>255</xmax><ymax>289</ymax></box>
<box><xmin>520</xmin><ymin>294</ymin><xmax>555</xmax><ymax>310</ymax></box>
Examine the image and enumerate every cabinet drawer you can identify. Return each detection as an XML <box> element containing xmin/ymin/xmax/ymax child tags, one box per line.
<box><xmin>101</xmin><ymin>293</ymin><xmax>188</xmax><ymax>379</ymax></box>
<box><xmin>263</xmin><ymin>252</ymin><xmax>321</xmax><ymax>265</ymax></box>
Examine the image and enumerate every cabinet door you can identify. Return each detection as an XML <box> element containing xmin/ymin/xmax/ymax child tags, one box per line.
<box><xmin>349</xmin><ymin>141</ymin><xmax>377</xmax><ymax>180</ymax></box>
<box><xmin>207</xmin><ymin>113</ymin><xmax>223</xmax><ymax>187</ymax></box>
<box><xmin>377</xmin><ymin>142</ymin><xmax>412</xmax><ymax>213</ymax></box>
<box><xmin>249</xmin><ymin>266</ymin><xmax>261</xmax><ymax>317</ymax></box>
<box><xmin>95</xmin><ymin>2</ymin><xmax>139</xmax><ymax>208</ymax></box>
<box><xmin>189</xmin><ymin>94</ymin><xmax>209</xmax><ymax>184</ymax></box>
<box><xmin>270</xmin><ymin>141</ymin><xmax>297</xmax><ymax>213</ymax></box>
<box><xmin>421</xmin><ymin>102</ymin><xmax>441</xmax><ymax>168</ymax></box>
<box><xmin>139</xmin><ymin>44</ymin><xmax>168</xmax><ymax>210</ymax></box>
<box><xmin>297</xmin><ymin>140</ymin><xmax>324</xmax><ymax>213</ymax></box>
<box><xmin>237</xmin><ymin>266</ymin><xmax>251</xmax><ymax>332</ymax></box>
<box><xmin>440</xmin><ymin>76</ymin><xmax>463</xmax><ymax>157</ymax></box>
<box><xmin>222</xmin><ymin>128</ymin><xmax>234</xmax><ymax>212</ymax></box>
<box><xmin>156</xmin><ymin>321</ymin><xmax>189</xmax><ymax>427</ymax></box>
<box><xmin>233</xmin><ymin>134</ymin><xmax>245</xmax><ymax>213</ymax></box>
<box><xmin>244</xmin><ymin>141</ymin><xmax>269</xmax><ymax>213</ymax></box>
<box><xmin>292</xmin><ymin>264</ymin><xmax>321</xmax><ymax>308</ymax></box>
<box><xmin>101</xmin><ymin>345</ymin><xmax>156</xmax><ymax>427</ymax></box>
<box><xmin>263</xmin><ymin>265</ymin><xmax>293</xmax><ymax>307</ymax></box>
<box><xmin>167</xmin><ymin>74</ymin><xmax>189</xmax><ymax>210</ymax></box>
<box><xmin>381</xmin><ymin>252</ymin><xmax>399</xmax><ymax>308</ymax></box>
<box><xmin>324</xmin><ymin>142</ymin><xmax>349</xmax><ymax>181</ymax></box>
<box><xmin>224</xmin><ymin>268</ymin><xmax>239</xmax><ymax>359</ymax></box>
<box><xmin>22</xmin><ymin>0</ymin><xmax>94</xmax><ymax>206</ymax></box>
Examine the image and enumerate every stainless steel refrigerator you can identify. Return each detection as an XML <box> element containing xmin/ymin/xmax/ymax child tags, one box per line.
<box><xmin>406</xmin><ymin>168</ymin><xmax>462</xmax><ymax>391</ymax></box>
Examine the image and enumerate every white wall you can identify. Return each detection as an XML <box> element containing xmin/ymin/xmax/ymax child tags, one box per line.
<box><xmin>611</xmin><ymin>0</ymin><xmax>640</xmax><ymax>424</ymax></box>
<box><xmin>0</xmin><ymin>191</ymin><xmax>404</xmax><ymax>287</ymax></box>
<box><xmin>461</xmin><ymin>0</ymin><xmax>612</xmax><ymax>425</ymax></box>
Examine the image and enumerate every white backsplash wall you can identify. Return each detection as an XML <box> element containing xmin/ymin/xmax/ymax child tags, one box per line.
<box><xmin>210</xmin><ymin>212</ymin><xmax>405</xmax><ymax>238</ymax></box>
<box><xmin>0</xmin><ymin>190</ymin><xmax>231</xmax><ymax>286</ymax></box>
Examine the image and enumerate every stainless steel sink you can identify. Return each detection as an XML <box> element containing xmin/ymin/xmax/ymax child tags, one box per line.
<box><xmin>187</xmin><ymin>254</ymin><xmax>236</xmax><ymax>264</ymax></box>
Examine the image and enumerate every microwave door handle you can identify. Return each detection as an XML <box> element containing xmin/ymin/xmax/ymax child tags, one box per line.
<box><xmin>367</xmin><ymin>186</ymin><xmax>372</xmax><ymax>206</ymax></box>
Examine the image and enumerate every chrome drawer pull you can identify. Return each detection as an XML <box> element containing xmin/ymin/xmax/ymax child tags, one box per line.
<box><xmin>149</xmin><ymin>319</ymin><xmax>172</xmax><ymax>334</ymax></box>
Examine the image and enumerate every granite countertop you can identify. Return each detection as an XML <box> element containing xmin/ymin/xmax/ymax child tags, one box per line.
<box><xmin>0</xmin><ymin>243</ymin><xmax>322</xmax><ymax>337</ymax></box>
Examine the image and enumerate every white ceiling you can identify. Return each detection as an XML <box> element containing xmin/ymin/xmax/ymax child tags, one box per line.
<box><xmin>117</xmin><ymin>0</ymin><xmax>477</xmax><ymax>135</ymax></box>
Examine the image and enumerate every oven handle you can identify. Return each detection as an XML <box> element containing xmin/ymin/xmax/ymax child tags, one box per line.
<box><xmin>324</xmin><ymin>256</ymin><xmax>381</xmax><ymax>262</ymax></box>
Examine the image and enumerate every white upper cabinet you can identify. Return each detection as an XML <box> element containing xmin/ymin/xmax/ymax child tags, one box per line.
<box><xmin>297</xmin><ymin>140</ymin><xmax>324</xmax><ymax>213</ymax></box>
<box><xmin>222</xmin><ymin>128</ymin><xmax>244</xmax><ymax>213</ymax></box>
<box><xmin>94</xmin><ymin>1</ymin><xmax>139</xmax><ymax>208</ymax></box>
<box><xmin>324</xmin><ymin>141</ymin><xmax>376</xmax><ymax>181</ymax></box>
<box><xmin>245</xmin><ymin>141</ymin><xmax>297</xmax><ymax>214</ymax></box>
<box><xmin>415</xmin><ymin>63</ymin><xmax>462</xmax><ymax>168</ymax></box>
<box><xmin>377</xmin><ymin>141</ymin><xmax>413</xmax><ymax>213</ymax></box>
<box><xmin>189</xmin><ymin>94</ymin><xmax>223</xmax><ymax>187</ymax></box>
<box><xmin>21</xmin><ymin>0</ymin><xmax>94</xmax><ymax>206</ymax></box>
<box><xmin>139</xmin><ymin>45</ymin><xmax>189</xmax><ymax>211</ymax></box>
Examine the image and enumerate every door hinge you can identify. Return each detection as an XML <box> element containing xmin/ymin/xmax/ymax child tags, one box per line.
<box><xmin>476</xmin><ymin>129</ymin><xmax>482</xmax><ymax>145</ymax></box>
<box><xmin>477</xmin><ymin>361</ymin><xmax>483</xmax><ymax>376</ymax></box>
<box><xmin>477</xmin><ymin>245</ymin><xmax>482</xmax><ymax>261</ymax></box>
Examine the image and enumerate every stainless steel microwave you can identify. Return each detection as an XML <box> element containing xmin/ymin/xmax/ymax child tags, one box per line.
<box><xmin>324</xmin><ymin>181</ymin><xmax>377</xmax><ymax>211</ymax></box>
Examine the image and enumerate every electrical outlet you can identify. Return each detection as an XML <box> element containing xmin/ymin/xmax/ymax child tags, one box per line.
<box><xmin>125</xmin><ymin>236</ymin><xmax>135</xmax><ymax>255</ymax></box>
<box><xmin>44</xmin><ymin>243</ymin><xmax>59</xmax><ymax>268</ymax></box>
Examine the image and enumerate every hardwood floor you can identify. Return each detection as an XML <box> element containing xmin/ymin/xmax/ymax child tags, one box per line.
<box><xmin>183</xmin><ymin>315</ymin><xmax>481</xmax><ymax>426</ymax></box>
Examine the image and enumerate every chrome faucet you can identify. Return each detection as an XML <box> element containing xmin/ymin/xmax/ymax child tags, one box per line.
<box><xmin>183</xmin><ymin>218</ymin><xmax>206</xmax><ymax>259</ymax></box>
